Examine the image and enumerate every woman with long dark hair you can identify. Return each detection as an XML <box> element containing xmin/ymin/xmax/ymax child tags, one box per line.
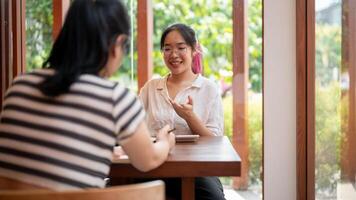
<box><xmin>0</xmin><ymin>0</ymin><xmax>174</xmax><ymax>190</ymax></box>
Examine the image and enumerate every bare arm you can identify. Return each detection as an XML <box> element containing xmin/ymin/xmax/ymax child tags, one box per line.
<box><xmin>184</xmin><ymin>111</ymin><xmax>216</xmax><ymax>136</ymax></box>
<box><xmin>119</xmin><ymin>122</ymin><xmax>175</xmax><ymax>172</ymax></box>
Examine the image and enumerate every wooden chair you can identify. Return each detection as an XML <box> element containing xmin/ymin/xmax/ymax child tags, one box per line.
<box><xmin>0</xmin><ymin>180</ymin><xmax>165</xmax><ymax>200</ymax></box>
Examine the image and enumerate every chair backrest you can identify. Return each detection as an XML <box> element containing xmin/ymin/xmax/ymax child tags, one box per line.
<box><xmin>0</xmin><ymin>180</ymin><xmax>165</xmax><ymax>200</ymax></box>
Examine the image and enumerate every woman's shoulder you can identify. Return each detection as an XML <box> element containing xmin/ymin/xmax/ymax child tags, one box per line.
<box><xmin>196</xmin><ymin>75</ymin><xmax>219</xmax><ymax>91</ymax></box>
<box><xmin>198</xmin><ymin>75</ymin><xmax>214</xmax><ymax>84</ymax></box>
<box><xmin>142</xmin><ymin>76</ymin><xmax>166</xmax><ymax>89</ymax></box>
<box><xmin>147</xmin><ymin>76</ymin><xmax>165</xmax><ymax>84</ymax></box>
<box><xmin>74</xmin><ymin>75</ymin><xmax>129</xmax><ymax>100</ymax></box>
<box><xmin>78</xmin><ymin>74</ymin><xmax>117</xmax><ymax>88</ymax></box>
<box><xmin>12</xmin><ymin>68</ymin><xmax>53</xmax><ymax>83</ymax></box>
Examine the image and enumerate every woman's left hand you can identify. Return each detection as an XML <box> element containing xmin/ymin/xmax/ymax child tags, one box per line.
<box><xmin>113</xmin><ymin>146</ymin><xmax>127</xmax><ymax>160</ymax></box>
<box><xmin>169</xmin><ymin>95</ymin><xmax>194</xmax><ymax>120</ymax></box>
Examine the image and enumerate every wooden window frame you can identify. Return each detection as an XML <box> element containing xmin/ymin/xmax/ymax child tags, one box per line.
<box><xmin>340</xmin><ymin>0</ymin><xmax>356</xmax><ymax>184</ymax></box>
<box><xmin>232</xmin><ymin>0</ymin><xmax>250</xmax><ymax>189</ymax></box>
<box><xmin>296</xmin><ymin>0</ymin><xmax>317</xmax><ymax>199</ymax></box>
<box><xmin>0</xmin><ymin>0</ymin><xmax>26</xmax><ymax>108</ymax></box>
<box><xmin>137</xmin><ymin>0</ymin><xmax>153</xmax><ymax>91</ymax></box>
<box><xmin>296</xmin><ymin>0</ymin><xmax>356</xmax><ymax>199</ymax></box>
<box><xmin>52</xmin><ymin>0</ymin><xmax>69</xmax><ymax>41</ymax></box>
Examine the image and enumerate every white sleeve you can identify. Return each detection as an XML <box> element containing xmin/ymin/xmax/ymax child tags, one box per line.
<box><xmin>205</xmin><ymin>93</ymin><xmax>224</xmax><ymax>136</ymax></box>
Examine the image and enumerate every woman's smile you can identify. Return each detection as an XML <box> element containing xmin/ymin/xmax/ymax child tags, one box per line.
<box><xmin>169</xmin><ymin>59</ymin><xmax>183</xmax><ymax>67</ymax></box>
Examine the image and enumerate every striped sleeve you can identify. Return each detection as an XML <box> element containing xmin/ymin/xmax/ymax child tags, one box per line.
<box><xmin>112</xmin><ymin>84</ymin><xmax>145</xmax><ymax>142</ymax></box>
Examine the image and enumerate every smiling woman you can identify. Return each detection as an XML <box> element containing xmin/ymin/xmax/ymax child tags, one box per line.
<box><xmin>140</xmin><ymin>23</ymin><xmax>223</xmax><ymax>137</ymax></box>
<box><xmin>152</xmin><ymin>2</ymin><xmax>263</xmax><ymax>198</ymax></box>
<box><xmin>139</xmin><ymin>23</ymin><xmax>225</xmax><ymax>200</ymax></box>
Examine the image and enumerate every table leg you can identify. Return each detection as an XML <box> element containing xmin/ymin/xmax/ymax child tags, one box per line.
<box><xmin>181</xmin><ymin>177</ymin><xmax>195</xmax><ymax>200</ymax></box>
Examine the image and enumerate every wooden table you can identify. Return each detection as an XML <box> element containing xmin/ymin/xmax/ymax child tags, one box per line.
<box><xmin>109</xmin><ymin>136</ymin><xmax>241</xmax><ymax>200</ymax></box>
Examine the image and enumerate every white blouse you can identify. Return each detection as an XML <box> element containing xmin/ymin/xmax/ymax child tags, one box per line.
<box><xmin>139</xmin><ymin>74</ymin><xmax>223</xmax><ymax>136</ymax></box>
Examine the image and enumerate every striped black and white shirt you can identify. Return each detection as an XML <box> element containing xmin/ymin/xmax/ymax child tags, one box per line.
<box><xmin>0</xmin><ymin>69</ymin><xmax>145</xmax><ymax>190</ymax></box>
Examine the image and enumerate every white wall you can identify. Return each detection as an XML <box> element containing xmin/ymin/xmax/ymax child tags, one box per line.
<box><xmin>263</xmin><ymin>0</ymin><xmax>296</xmax><ymax>199</ymax></box>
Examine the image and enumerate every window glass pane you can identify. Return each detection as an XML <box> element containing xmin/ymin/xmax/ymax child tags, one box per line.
<box><xmin>25</xmin><ymin>0</ymin><xmax>53</xmax><ymax>71</ymax></box>
<box><xmin>315</xmin><ymin>0</ymin><xmax>356</xmax><ymax>199</ymax></box>
<box><xmin>247</xmin><ymin>1</ymin><xmax>263</xmax><ymax>198</ymax></box>
<box><xmin>111</xmin><ymin>0</ymin><xmax>138</xmax><ymax>91</ymax></box>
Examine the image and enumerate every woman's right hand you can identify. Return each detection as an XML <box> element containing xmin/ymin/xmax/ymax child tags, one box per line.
<box><xmin>156</xmin><ymin>125</ymin><xmax>175</xmax><ymax>151</ymax></box>
<box><xmin>120</xmin><ymin>122</ymin><xmax>175</xmax><ymax>172</ymax></box>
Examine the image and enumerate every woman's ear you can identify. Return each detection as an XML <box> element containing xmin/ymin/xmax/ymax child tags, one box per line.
<box><xmin>191</xmin><ymin>47</ymin><xmax>198</xmax><ymax>57</ymax></box>
<box><xmin>113</xmin><ymin>35</ymin><xmax>127</xmax><ymax>57</ymax></box>
<box><xmin>193</xmin><ymin>44</ymin><xmax>202</xmax><ymax>56</ymax></box>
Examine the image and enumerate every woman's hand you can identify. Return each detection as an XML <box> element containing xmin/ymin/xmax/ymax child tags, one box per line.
<box><xmin>169</xmin><ymin>96</ymin><xmax>216</xmax><ymax>136</ymax></box>
<box><xmin>119</xmin><ymin>122</ymin><xmax>175</xmax><ymax>172</ymax></box>
<box><xmin>156</xmin><ymin>125</ymin><xmax>175</xmax><ymax>151</ymax></box>
<box><xmin>169</xmin><ymin>95</ymin><xmax>194</xmax><ymax>120</ymax></box>
<box><xmin>113</xmin><ymin>146</ymin><xmax>127</xmax><ymax>160</ymax></box>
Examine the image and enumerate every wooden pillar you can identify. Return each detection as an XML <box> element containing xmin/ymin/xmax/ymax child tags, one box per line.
<box><xmin>137</xmin><ymin>0</ymin><xmax>153</xmax><ymax>91</ymax></box>
<box><xmin>306</xmin><ymin>1</ymin><xmax>316</xmax><ymax>199</ymax></box>
<box><xmin>52</xmin><ymin>0</ymin><xmax>69</xmax><ymax>41</ymax></box>
<box><xmin>296</xmin><ymin>0</ymin><xmax>308</xmax><ymax>199</ymax></box>
<box><xmin>296</xmin><ymin>0</ymin><xmax>316</xmax><ymax>199</ymax></box>
<box><xmin>232</xmin><ymin>0</ymin><xmax>249</xmax><ymax>190</ymax></box>
<box><xmin>0</xmin><ymin>0</ymin><xmax>26</xmax><ymax>108</ymax></box>
<box><xmin>12</xmin><ymin>0</ymin><xmax>26</xmax><ymax>76</ymax></box>
<box><xmin>1</xmin><ymin>0</ymin><xmax>11</xmax><ymax>107</ymax></box>
<box><xmin>341</xmin><ymin>0</ymin><xmax>356</xmax><ymax>183</ymax></box>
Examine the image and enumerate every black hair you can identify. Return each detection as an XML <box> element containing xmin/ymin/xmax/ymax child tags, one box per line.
<box><xmin>160</xmin><ymin>23</ymin><xmax>197</xmax><ymax>51</ymax></box>
<box><xmin>39</xmin><ymin>0</ymin><xmax>130</xmax><ymax>97</ymax></box>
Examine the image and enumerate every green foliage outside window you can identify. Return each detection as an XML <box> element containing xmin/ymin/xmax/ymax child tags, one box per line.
<box><xmin>25</xmin><ymin>0</ymin><xmax>53</xmax><ymax>71</ymax></box>
<box><xmin>315</xmin><ymin>23</ymin><xmax>343</xmax><ymax>198</ymax></box>
<box><xmin>222</xmin><ymin>93</ymin><xmax>262</xmax><ymax>186</ymax></box>
<box><xmin>24</xmin><ymin>0</ymin><xmax>263</xmax><ymax>93</ymax></box>
<box><xmin>151</xmin><ymin>0</ymin><xmax>263</xmax><ymax>93</ymax></box>
<box><xmin>152</xmin><ymin>0</ymin><xmax>233</xmax><ymax>82</ymax></box>
<box><xmin>315</xmin><ymin>25</ymin><xmax>341</xmax><ymax>87</ymax></box>
<box><xmin>315</xmin><ymin>82</ymin><xmax>341</xmax><ymax>198</ymax></box>
<box><xmin>248</xmin><ymin>0</ymin><xmax>263</xmax><ymax>93</ymax></box>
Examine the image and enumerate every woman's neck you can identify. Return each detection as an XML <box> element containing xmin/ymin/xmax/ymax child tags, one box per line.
<box><xmin>166</xmin><ymin>70</ymin><xmax>198</xmax><ymax>100</ymax></box>
<box><xmin>168</xmin><ymin>70</ymin><xmax>197</xmax><ymax>85</ymax></box>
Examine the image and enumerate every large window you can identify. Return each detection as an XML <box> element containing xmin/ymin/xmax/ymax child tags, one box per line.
<box><xmin>297</xmin><ymin>0</ymin><xmax>356</xmax><ymax>199</ymax></box>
